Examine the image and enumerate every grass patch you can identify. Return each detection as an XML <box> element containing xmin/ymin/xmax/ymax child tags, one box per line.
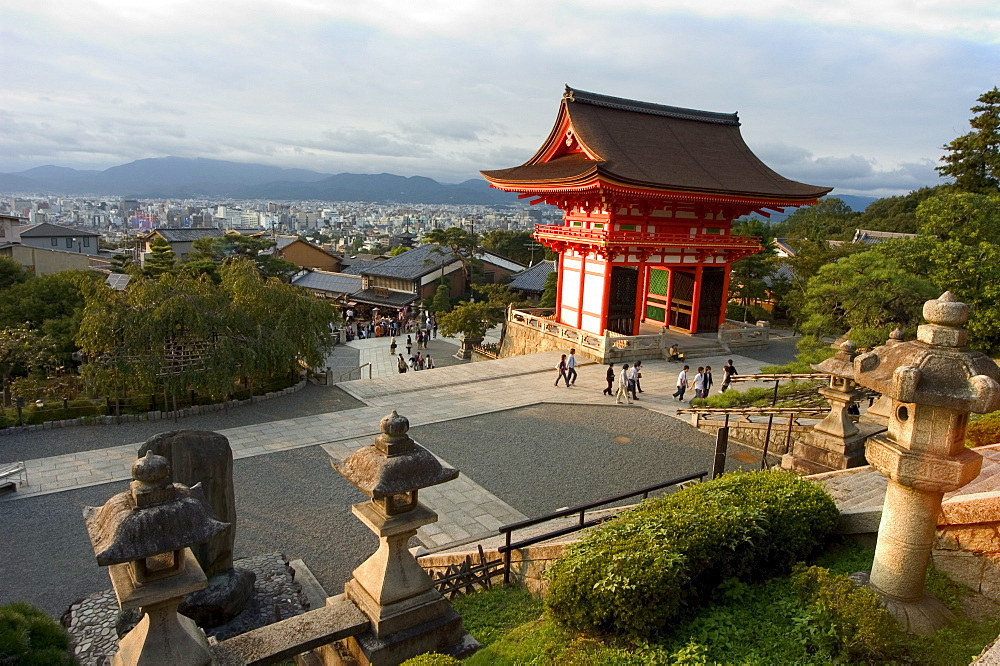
<box><xmin>452</xmin><ymin>587</ymin><xmax>543</xmax><ymax>649</ymax></box>
<box><xmin>456</xmin><ymin>540</ymin><xmax>1000</xmax><ymax>665</ymax></box>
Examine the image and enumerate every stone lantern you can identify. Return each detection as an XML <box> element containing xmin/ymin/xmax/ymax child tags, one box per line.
<box><xmin>333</xmin><ymin>410</ymin><xmax>477</xmax><ymax>664</ymax></box>
<box><xmin>853</xmin><ymin>292</ymin><xmax>1000</xmax><ymax>633</ymax></box>
<box><xmin>83</xmin><ymin>451</ymin><xmax>229</xmax><ymax>666</ymax></box>
<box><xmin>860</xmin><ymin>327</ymin><xmax>906</xmax><ymax>427</ymax></box>
<box><xmin>783</xmin><ymin>340</ymin><xmax>881</xmax><ymax>475</ymax></box>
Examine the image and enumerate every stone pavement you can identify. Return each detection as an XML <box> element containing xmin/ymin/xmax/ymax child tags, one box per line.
<box><xmin>1</xmin><ymin>343</ymin><xmax>778</xmax><ymax>552</ymax></box>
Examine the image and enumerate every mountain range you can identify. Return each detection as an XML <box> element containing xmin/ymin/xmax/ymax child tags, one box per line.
<box><xmin>0</xmin><ymin>156</ymin><xmax>878</xmax><ymax>210</ymax></box>
<box><xmin>0</xmin><ymin>157</ymin><xmax>516</xmax><ymax>205</ymax></box>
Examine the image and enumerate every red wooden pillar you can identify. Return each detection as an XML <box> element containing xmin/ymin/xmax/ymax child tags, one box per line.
<box><xmin>599</xmin><ymin>255</ymin><xmax>612</xmax><ymax>334</ymax></box>
<box><xmin>690</xmin><ymin>263</ymin><xmax>704</xmax><ymax>334</ymax></box>
<box><xmin>665</xmin><ymin>266</ymin><xmax>674</xmax><ymax>328</ymax></box>
<box><xmin>632</xmin><ymin>258</ymin><xmax>649</xmax><ymax>335</ymax></box>
<box><xmin>577</xmin><ymin>251</ymin><xmax>587</xmax><ymax>330</ymax></box>
<box><xmin>554</xmin><ymin>251</ymin><xmax>564</xmax><ymax>323</ymax></box>
<box><xmin>718</xmin><ymin>261</ymin><xmax>732</xmax><ymax>328</ymax></box>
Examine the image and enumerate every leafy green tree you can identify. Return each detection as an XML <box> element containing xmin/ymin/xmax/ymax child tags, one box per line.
<box><xmin>144</xmin><ymin>236</ymin><xmax>177</xmax><ymax>277</ymax></box>
<box><xmin>423</xmin><ymin>226</ymin><xmax>480</xmax><ymax>289</ymax></box>
<box><xmin>187</xmin><ymin>234</ymin><xmax>298</xmax><ymax>281</ymax></box>
<box><xmin>539</xmin><ymin>270</ymin><xmax>557</xmax><ymax>308</ymax></box>
<box><xmin>0</xmin><ymin>256</ymin><xmax>30</xmax><ymax>290</ymax></box>
<box><xmin>799</xmin><ymin>250</ymin><xmax>938</xmax><ymax>348</ymax></box>
<box><xmin>430</xmin><ymin>283</ymin><xmax>451</xmax><ymax>314</ymax></box>
<box><xmin>772</xmin><ymin>198</ymin><xmax>860</xmax><ymax>240</ymax></box>
<box><xmin>915</xmin><ymin>191</ymin><xmax>1000</xmax><ymax>244</ymax></box>
<box><xmin>109</xmin><ymin>252</ymin><xmax>134</xmax><ymax>274</ymax></box>
<box><xmin>729</xmin><ymin>218</ymin><xmax>777</xmax><ymax>309</ymax></box>
<box><xmin>77</xmin><ymin>258</ymin><xmax>336</xmax><ymax>400</ymax></box>
<box><xmin>388</xmin><ymin>245</ymin><xmax>411</xmax><ymax>257</ymax></box>
<box><xmin>854</xmin><ymin>186</ymin><xmax>943</xmax><ymax>234</ymax></box>
<box><xmin>0</xmin><ymin>325</ymin><xmax>57</xmax><ymax>404</ymax></box>
<box><xmin>938</xmin><ymin>87</ymin><xmax>1000</xmax><ymax>194</ymax></box>
<box><xmin>437</xmin><ymin>283</ymin><xmax>525</xmax><ymax>340</ymax></box>
<box><xmin>481</xmin><ymin>230</ymin><xmax>536</xmax><ymax>265</ymax></box>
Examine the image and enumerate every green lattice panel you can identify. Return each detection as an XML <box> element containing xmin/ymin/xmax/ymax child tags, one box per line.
<box><xmin>646</xmin><ymin>305</ymin><xmax>666</xmax><ymax>322</ymax></box>
<box><xmin>649</xmin><ymin>268</ymin><xmax>668</xmax><ymax>296</ymax></box>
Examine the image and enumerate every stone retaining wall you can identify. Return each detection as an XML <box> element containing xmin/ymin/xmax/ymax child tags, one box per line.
<box><xmin>0</xmin><ymin>379</ymin><xmax>307</xmax><ymax>437</ymax></box>
<box><xmin>695</xmin><ymin>418</ymin><xmax>812</xmax><ymax>456</ymax></box>
<box><xmin>419</xmin><ymin>542</ymin><xmax>569</xmax><ymax>597</ymax></box>
<box><xmin>934</xmin><ymin>492</ymin><xmax>1000</xmax><ymax>603</ymax></box>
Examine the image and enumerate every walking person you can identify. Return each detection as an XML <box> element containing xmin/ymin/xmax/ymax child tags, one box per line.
<box><xmin>397</xmin><ymin>354</ymin><xmax>408</xmax><ymax>373</ymax></box>
<box><xmin>721</xmin><ymin>359</ymin><xmax>738</xmax><ymax>393</ymax></box>
<box><xmin>672</xmin><ymin>365</ymin><xmax>689</xmax><ymax>401</ymax></box>
<box><xmin>616</xmin><ymin>364</ymin><xmax>633</xmax><ymax>405</ymax></box>
<box><xmin>426</xmin><ymin>354</ymin><xmax>434</xmax><ymax>369</ymax></box>
<box><xmin>704</xmin><ymin>365</ymin><xmax>714</xmax><ymax>396</ymax></box>
<box><xmin>566</xmin><ymin>348</ymin><xmax>578</xmax><ymax>386</ymax></box>
<box><xmin>692</xmin><ymin>366</ymin><xmax>706</xmax><ymax>401</ymax></box>
<box><xmin>554</xmin><ymin>354</ymin><xmax>570</xmax><ymax>387</ymax></box>
<box><xmin>389</xmin><ymin>336</ymin><xmax>397</xmax><ymax>356</ymax></box>
<box><xmin>406</xmin><ymin>335</ymin><xmax>412</xmax><ymax>357</ymax></box>
<box><xmin>431</xmin><ymin>316</ymin><xmax>438</xmax><ymax>338</ymax></box>
<box><xmin>628</xmin><ymin>363</ymin><xmax>640</xmax><ymax>401</ymax></box>
<box><xmin>416</xmin><ymin>330</ymin><xmax>423</xmax><ymax>351</ymax></box>
<box><xmin>603</xmin><ymin>362</ymin><xmax>615</xmax><ymax>396</ymax></box>
<box><xmin>634</xmin><ymin>360</ymin><xmax>644</xmax><ymax>393</ymax></box>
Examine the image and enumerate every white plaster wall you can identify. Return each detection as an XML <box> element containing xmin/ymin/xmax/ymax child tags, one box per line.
<box><xmin>581</xmin><ymin>313</ymin><xmax>603</xmax><ymax>333</ymax></box>
<box><xmin>583</xmin><ymin>271</ymin><xmax>606</xmax><ymax>315</ymax></box>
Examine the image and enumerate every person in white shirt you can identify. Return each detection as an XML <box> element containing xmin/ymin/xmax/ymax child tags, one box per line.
<box><xmin>672</xmin><ymin>365</ymin><xmax>689</xmax><ymax>401</ymax></box>
<box><xmin>616</xmin><ymin>364</ymin><xmax>633</xmax><ymax>405</ymax></box>
<box><xmin>566</xmin><ymin>348</ymin><xmax>578</xmax><ymax>386</ymax></box>
<box><xmin>693</xmin><ymin>367</ymin><xmax>706</xmax><ymax>400</ymax></box>
<box><xmin>628</xmin><ymin>364</ymin><xmax>640</xmax><ymax>401</ymax></box>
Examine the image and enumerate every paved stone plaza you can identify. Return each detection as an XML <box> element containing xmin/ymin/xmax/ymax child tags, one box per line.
<box><xmin>0</xmin><ymin>334</ymin><xmax>789</xmax><ymax>616</ymax></box>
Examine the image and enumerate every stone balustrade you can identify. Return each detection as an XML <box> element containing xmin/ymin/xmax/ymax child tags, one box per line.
<box><xmin>718</xmin><ymin>319</ymin><xmax>770</xmax><ymax>349</ymax></box>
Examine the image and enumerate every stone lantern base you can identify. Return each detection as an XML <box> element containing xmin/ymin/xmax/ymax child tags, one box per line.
<box><xmin>455</xmin><ymin>337</ymin><xmax>482</xmax><ymax>360</ymax></box>
<box><xmin>782</xmin><ymin>422</ymin><xmax>882</xmax><ymax>476</ymax></box>
<box><xmin>852</xmin><ymin>571</ymin><xmax>956</xmax><ymax>635</ymax></box>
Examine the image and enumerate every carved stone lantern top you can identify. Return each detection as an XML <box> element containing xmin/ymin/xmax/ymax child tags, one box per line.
<box><xmin>334</xmin><ymin>411</ymin><xmax>459</xmax><ymax>501</ymax></box>
<box><xmin>854</xmin><ymin>292</ymin><xmax>1000</xmax><ymax>414</ymax></box>
<box><xmin>813</xmin><ymin>340</ymin><xmax>858</xmax><ymax>379</ymax></box>
<box><xmin>83</xmin><ymin>451</ymin><xmax>229</xmax><ymax>566</ymax></box>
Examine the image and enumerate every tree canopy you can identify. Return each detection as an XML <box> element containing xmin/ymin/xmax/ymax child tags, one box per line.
<box><xmin>937</xmin><ymin>87</ymin><xmax>1000</xmax><ymax>194</ymax></box>
<box><xmin>771</xmin><ymin>198</ymin><xmax>859</xmax><ymax>241</ymax></box>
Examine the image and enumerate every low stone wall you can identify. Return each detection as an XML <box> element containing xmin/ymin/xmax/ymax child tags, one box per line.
<box><xmin>0</xmin><ymin>379</ymin><xmax>307</xmax><ymax>437</ymax></box>
<box><xmin>934</xmin><ymin>492</ymin><xmax>1000</xmax><ymax>603</ymax></box>
<box><xmin>419</xmin><ymin>542</ymin><xmax>569</xmax><ymax>597</ymax></box>
<box><xmin>695</xmin><ymin>417</ymin><xmax>812</xmax><ymax>457</ymax></box>
<box><xmin>500</xmin><ymin>319</ymin><xmax>603</xmax><ymax>363</ymax></box>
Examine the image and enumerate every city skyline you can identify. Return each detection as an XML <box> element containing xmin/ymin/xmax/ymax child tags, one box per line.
<box><xmin>2</xmin><ymin>0</ymin><xmax>999</xmax><ymax>197</ymax></box>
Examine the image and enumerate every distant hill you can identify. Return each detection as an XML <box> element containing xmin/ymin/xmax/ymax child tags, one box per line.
<box><xmin>0</xmin><ymin>157</ymin><xmax>885</xmax><ymax>208</ymax></box>
<box><xmin>0</xmin><ymin>157</ymin><xmax>519</xmax><ymax>204</ymax></box>
<box><xmin>834</xmin><ymin>194</ymin><xmax>877</xmax><ymax>212</ymax></box>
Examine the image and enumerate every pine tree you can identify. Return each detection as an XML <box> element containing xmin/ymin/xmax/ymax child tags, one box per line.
<box><xmin>938</xmin><ymin>87</ymin><xmax>1000</xmax><ymax>194</ymax></box>
<box><xmin>144</xmin><ymin>236</ymin><xmax>177</xmax><ymax>277</ymax></box>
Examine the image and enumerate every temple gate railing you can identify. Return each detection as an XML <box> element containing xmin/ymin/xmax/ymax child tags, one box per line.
<box><xmin>505</xmin><ymin>307</ymin><xmax>666</xmax><ymax>363</ymax></box>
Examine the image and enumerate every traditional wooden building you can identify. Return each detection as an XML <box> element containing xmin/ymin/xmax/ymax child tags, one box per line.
<box><xmin>482</xmin><ymin>87</ymin><xmax>831</xmax><ymax>335</ymax></box>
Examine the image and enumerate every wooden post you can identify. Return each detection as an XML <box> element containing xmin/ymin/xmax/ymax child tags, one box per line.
<box><xmin>713</xmin><ymin>425</ymin><xmax>730</xmax><ymax>479</ymax></box>
<box><xmin>598</xmin><ymin>256</ymin><xmax>612</xmax><ymax>335</ymax></box>
<box><xmin>690</xmin><ymin>263</ymin><xmax>704</xmax><ymax>334</ymax></box>
<box><xmin>554</xmin><ymin>252</ymin><xmax>564</xmax><ymax>323</ymax></box>
<box><xmin>577</xmin><ymin>251</ymin><xmax>586</xmax><ymax>330</ymax></box>
<box><xmin>718</xmin><ymin>261</ymin><xmax>732</xmax><ymax>328</ymax></box>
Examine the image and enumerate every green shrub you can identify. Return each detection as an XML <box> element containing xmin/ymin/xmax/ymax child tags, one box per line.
<box><xmin>792</xmin><ymin>565</ymin><xmax>903</xmax><ymax>662</ymax></box>
<box><xmin>690</xmin><ymin>380</ymin><xmax>822</xmax><ymax>409</ymax></box>
<box><xmin>0</xmin><ymin>601</ymin><xmax>75</xmax><ymax>665</ymax></box>
<box><xmin>726</xmin><ymin>303</ymin><xmax>771</xmax><ymax>323</ymax></box>
<box><xmin>967</xmin><ymin>410</ymin><xmax>1000</xmax><ymax>447</ymax></box>
<box><xmin>400</xmin><ymin>653</ymin><xmax>461</xmax><ymax>665</ymax></box>
<box><xmin>545</xmin><ymin>471</ymin><xmax>839</xmax><ymax>639</ymax></box>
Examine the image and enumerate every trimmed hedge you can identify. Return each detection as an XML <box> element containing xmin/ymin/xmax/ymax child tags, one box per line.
<box><xmin>968</xmin><ymin>410</ymin><xmax>1000</xmax><ymax>448</ymax></box>
<box><xmin>0</xmin><ymin>602</ymin><xmax>75</xmax><ymax>665</ymax></box>
<box><xmin>544</xmin><ymin>470</ymin><xmax>839</xmax><ymax>639</ymax></box>
<box><xmin>400</xmin><ymin>653</ymin><xmax>461</xmax><ymax>666</ymax></box>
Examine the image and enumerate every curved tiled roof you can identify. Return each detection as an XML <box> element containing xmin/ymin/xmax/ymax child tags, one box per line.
<box><xmin>482</xmin><ymin>87</ymin><xmax>830</xmax><ymax>202</ymax></box>
<box><xmin>508</xmin><ymin>260</ymin><xmax>555</xmax><ymax>294</ymax></box>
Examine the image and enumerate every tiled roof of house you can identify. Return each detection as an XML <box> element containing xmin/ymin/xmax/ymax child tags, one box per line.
<box><xmin>508</xmin><ymin>260</ymin><xmax>555</xmax><ymax>293</ymax></box>
<box><xmin>852</xmin><ymin>229</ymin><xmax>919</xmax><ymax>245</ymax></box>
<box><xmin>291</xmin><ymin>271</ymin><xmax>362</xmax><ymax>295</ymax></box>
<box><xmin>20</xmin><ymin>222</ymin><xmax>100</xmax><ymax>237</ymax></box>
<box><xmin>150</xmin><ymin>228</ymin><xmax>227</xmax><ymax>242</ymax></box>
<box><xmin>482</xmin><ymin>86</ymin><xmax>831</xmax><ymax>202</ymax></box>
<box><xmin>351</xmin><ymin>288</ymin><xmax>419</xmax><ymax>307</ymax></box>
<box><xmin>357</xmin><ymin>244</ymin><xmax>460</xmax><ymax>279</ymax></box>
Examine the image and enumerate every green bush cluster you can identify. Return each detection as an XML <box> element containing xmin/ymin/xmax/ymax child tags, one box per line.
<box><xmin>544</xmin><ymin>471</ymin><xmax>839</xmax><ymax>639</ymax></box>
<box><xmin>690</xmin><ymin>380</ymin><xmax>821</xmax><ymax>409</ymax></box>
<box><xmin>967</xmin><ymin>410</ymin><xmax>1000</xmax><ymax>447</ymax></box>
<box><xmin>792</xmin><ymin>565</ymin><xmax>903</xmax><ymax>662</ymax></box>
<box><xmin>0</xmin><ymin>602</ymin><xmax>75</xmax><ymax>665</ymax></box>
<box><xmin>725</xmin><ymin>303</ymin><xmax>771</xmax><ymax>323</ymax></box>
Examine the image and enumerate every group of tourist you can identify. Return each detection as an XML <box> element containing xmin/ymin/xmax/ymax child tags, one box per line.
<box><xmin>339</xmin><ymin>306</ymin><xmax>438</xmax><ymax>343</ymax></box>
<box><xmin>397</xmin><ymin>352</ymin><xmax>434</xmax><ymax>372</ymax></box>
<box><xmin>555</xmin><ymin>352</ymin><xmax>740</xmax><ymax>406</ymax></box>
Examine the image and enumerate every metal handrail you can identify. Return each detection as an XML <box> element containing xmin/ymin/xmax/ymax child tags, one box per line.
<box><xmin>497</xmin><ymin>470</ymin><xmax>707</xmax><ymax>584</ymax></box>
<box><xmin>337</xmin><ymin>363</ymin><xmax>372</xmax><ymax>382</ymax></box>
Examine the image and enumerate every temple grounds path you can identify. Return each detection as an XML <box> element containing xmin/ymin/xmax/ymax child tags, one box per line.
<box><xmin>0</xmin><ymin>335</ymin><xmax>795</xmax><ymax>615</ymax></box>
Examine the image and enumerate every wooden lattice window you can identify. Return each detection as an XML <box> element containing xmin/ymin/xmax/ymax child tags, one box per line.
<box><xmin>649</xmin><ymin>268</ymin><xmax>668</xmax><ymax>296</ymax></box>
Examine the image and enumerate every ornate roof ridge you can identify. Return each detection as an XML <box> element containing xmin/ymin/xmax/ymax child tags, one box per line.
<box><xmin>564</xmin><ymin>85</ymin><xmax>739</xmax><ymax>126</ymax></box>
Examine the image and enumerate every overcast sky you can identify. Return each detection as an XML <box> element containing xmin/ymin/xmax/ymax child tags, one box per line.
<box><xmin>1</xmin><ymin>0</ymin><xmax>998</xmax><ymax>197</ymax></box>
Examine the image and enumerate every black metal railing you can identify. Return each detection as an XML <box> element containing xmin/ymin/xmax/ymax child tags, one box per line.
<box><xmin>497</xmin><ymin>471</ymin><xmax>707</xmax><ymax>584</ymax></box>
